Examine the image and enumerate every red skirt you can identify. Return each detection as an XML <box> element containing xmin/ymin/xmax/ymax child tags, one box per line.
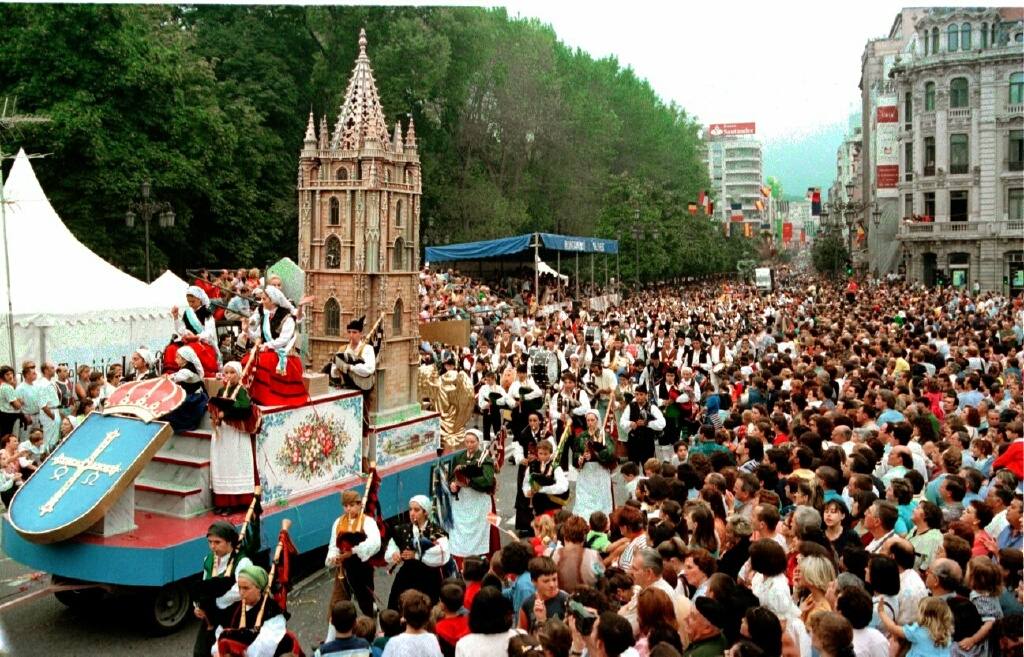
<box><xmin>163</xmin><ymin>340</ymin><xmax>219</xmax><ymax>375</ymax></box>
<box><xmin>242</xmin><ymin>350</ymin><xmax>306</xmax><ymax>408</ymax></box>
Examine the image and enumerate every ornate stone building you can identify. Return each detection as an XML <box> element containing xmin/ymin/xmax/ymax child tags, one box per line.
<box><xmin>888</xmin><ymin>8</ymin><xmax>1024</xmax><ymax>293</ymax></box>
<box><xmin>298</xmin><ymin>29</ymin><xmax>423</xmax><ymax>423</ymax></box>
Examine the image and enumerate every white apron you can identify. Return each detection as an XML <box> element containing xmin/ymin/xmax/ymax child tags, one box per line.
<box><xmin>450</xmin><ymin>485</ymin><xmax>492</xmax><ymax>557</ymax></box>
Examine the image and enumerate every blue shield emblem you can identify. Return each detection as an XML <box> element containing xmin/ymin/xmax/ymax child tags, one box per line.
<box><xmin>9</xmin><ymin>413</ymin><xmax>172</xmax><ymax>544</ymax></box>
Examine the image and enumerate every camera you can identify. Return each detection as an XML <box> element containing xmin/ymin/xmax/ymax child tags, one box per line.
<box><xmin>568</xmin><ymin>599</ymin><xmax>597</xmax><ymax>636</ymax></box>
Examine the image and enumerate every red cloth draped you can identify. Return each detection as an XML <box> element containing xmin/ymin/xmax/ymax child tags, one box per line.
<box><xmin>163</xmin><ymin>340</ymin><xmax>219</xmax><ymax>375</ymax></box>
<box><xmin>241</xmin><ymin>351</ymin><xmax>306</xmax><ymax>408</ymax></box>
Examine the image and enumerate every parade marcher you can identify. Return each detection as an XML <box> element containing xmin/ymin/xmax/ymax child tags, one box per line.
<box><xmin>508</xmin><ymin>411</ymin><xmax>549</xmax><ymax>535</ymax></box>
<box><xmin>326</xmin><ymin>490</ymin><xmax>382</xmax><ymax>635</ymax></box>
<box><xmin>571</xmin><ymin>409</ymin><xmax>616</xmax><ymax>523</ymax></box>
<box><xmin>524</xmin><ymin>439</ymin><xmax>569</xmax><ymax>519</ymax></box>
<box><xmin>508</xmin><ymin>363</ymin><xmax>543</xmax><ymax>438</ymax></box>
<box><xmin>618</xmin><ymin>384</ymin><xmax>665</xmax><ymax>465</ymax></box>
<box><xmin>165</xmin><ymin>285</ymin><xmax>220</xmax><ymax>375</ymax></box>
<box><xmin>655</xmin><ymin>367</ymin><xmax>684</xmax><ymax>462</ymax></box>
<box><xmin>163</xmin><ymin>345</ymin><xmax>209</xmax><ymax>433</ymax></box>
<box><xmin>193</xmin><ymin>521</ymin><xmax>252</xmax><ymax>657</ymax></box>
<box><xmin>212</xmin><ymin>565</ymin><xmax>295</xmax><ymax>657</ymax></box>
<box><xmin>549</xmin><ymin>371</ymin><xmax>590</xmax><ymax>471</ymax></box>
<box><xmin>124</xmin><ymin>347</ymin><xmax>158</xmax><ymax>383</ymax></box>
<box><xmin>208</xmin><ymin>361</ymin><xmax>261</xmax><ymax>515</ymax></box>
<box><xmin>332</xmin><ymin>315</ymin><xmax>377</xmax><ymax>427</ymax></box>
<box><xmin>448</xmin><ymin>429</ymin><xmax>497</xmax><ymax>567</ymax></box>
<box><xmin>475</xmin><ymin>370</ymin><xmax>510</xmax><ymax>443</ymax></box>
<box><xmin>384</xmin><ymin>495</ymin><xmax>451</xmax><ymax>610</ymax></box>
<box><xmin>243</xmin><ymin>285</ymin><xmax>306</xmax><ymax>408</ymax></box>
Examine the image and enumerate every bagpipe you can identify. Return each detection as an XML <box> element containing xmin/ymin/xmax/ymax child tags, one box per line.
<box><xmin>216</xmin><ymin>519</ymin><xmax>300</xmax><ymax>657</ymax></box>
<box><xmin>190</xmin><ymin>489</ymin><xmax>262</xmax><ymax>623</ymax></box>
<box><xmin>386</xmin><ymin>520</ymin><xmax>448</xmax><ymax>575</ymax></box>
<box><xmin>335</xmin><ymin>467</ymin><xmax>387</xmax><ymax>583</ymax></box>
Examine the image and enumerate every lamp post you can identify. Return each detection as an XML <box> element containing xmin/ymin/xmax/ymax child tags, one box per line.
<box><xmin>125</xmin><ymin>180</ymin><xmax>175</xmax><ymax>283</ymax></box>
<box><xmin>821</xmin><ymin>192</ymin><xmax>876</xmax><ymax>270</ymax></box>
<box><xmin>630</xmin><ymin>207</ymin><xmax>659</xmax><ymax>285</ymax></box>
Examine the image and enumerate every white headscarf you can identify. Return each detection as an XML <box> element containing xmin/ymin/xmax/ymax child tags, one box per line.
<box><xmin>186</xmin><ymin>285</ymin><xmax>210</xmax><ymax>307</ymax></box>
<box><xmin>263</xmin><ymin>285</ymin><xmax>288</xmax><ymax>308</ymax></box>
<box><xmin>135</xmin><ymin>347</ymin><xmax>154</xmax><ymax>368</ymax></box>
<box><xmin>409</xmin><ymin>494</ymin><xmax>432</xmax><ymax>515</ymax></box>
<box><xmin>223</xmin><ymin>361</ymin><xmax>242</xmax><ymax>375</ymax></box>
<box><xmin>176</xmin><ymin>345</ymin><xmax>205</xmax><ymax>379</ymax></box>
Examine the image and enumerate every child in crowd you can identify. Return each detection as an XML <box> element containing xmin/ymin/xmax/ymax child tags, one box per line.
<box><xmin>371</xmin><ymin>609</ymin><xmax>402</xmax><ymax>657</ymax></box>
<box><xmin>434</xmin><ymin>581</ymin><xmax>470</xmax><ymax>657</ymax></box>
<box><xmin>620</xmin><ymin>462</ymin><xmax>640</xmax><ymax>500</ymax></box>
<box><xmin>876</xmin><ymin>596</ymin><xmax>953</xmax><ymax>657</ymax></box>
<box><xmin>960</xmin><ymin>557</ymin><xmax>1004</xmax><ymax>657</ymax></box>
<box><xmin>461</xmin><ymin>556</ymin><xmax>487</xmax><ymax>610</ymax></box>
<box><xmin>316</xmin><ymin>601</ymin><xmax>370</xmax><ymax>657</ymax></box>
<box><xmin>584</xmin><ymin>511</ymin><xmax>610</xmax><ymax>553</ymax></box>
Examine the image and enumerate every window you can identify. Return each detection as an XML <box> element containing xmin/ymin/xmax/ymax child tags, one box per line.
<box><xmin>950</xmin><ymin>134</ymin><xmax>969</xmax><ymax>174</ymax></box>
<box><xmin>323</xmin><ymin>299</ymin><xmax>340</xmax><ymax>336</ymax></box>
<box><xmin>961</xmin><ymin>23</ymin><xmax>972</xmax><ymax>50</ymax></box>
<box><xmin>924</xmin><ymin>191</ymin><xmax>936</xmax><ymax>218</ymax></box>
<box><xmin>395</xmin><ymin>199</ymin><xmax>403</xmax><ymax>227</ymax></box>
<box><xmin>950</xmin><ymin>190</ymin><xmax>968</xmax><ymax>222</ymax></box>
<box><xmin>1009</xmin><ymin>188</ymin><xmax>1024</xmax><ymax>220</ymax></box>
<box><xmin>948</xmin><ymin>24</ymin><xmax>959</xmax><ymax>52</ymax></box>
<box><xmin>405</xmin><ymin>167</ymin><xmax>413</xmax><ymax>184</ymax></box>
<box><xmin>336</xmin><ymin>167</ymin><xmax>348</xmax><ymax>181</ymax></box>
<box><xmin>1011</xmin><ymin>72</ymin><xmax>1024</xmax><ymax>105</ymax></box>
<box><xmin>329</xmin><ymin>197</ymin><xmax>340</xmax><ymax>225</ymax></box>
<box><xmin>924</xmin><ymin>137</ymin><xmax>936</xmax><ymax>176</ymax></box>
<box><xmin>905</xmin><ymin>193</ymin><xmax>913</xmax><ymax>220</ymax></box>
<box><xmin>923</xmin><ymin>30</ymin><xmax>929</xmax><ymax>56</ymax></box>
<box><xmin>904</xmin><ymin>92</ymin><xmax>913</xmax><ymax>129</ymax></box>
<box><xmin>931</xmin><ymin>27</ymin><xmax>940</xmax><ymax>54</ymax></box>
<box><xmin>950</xmin><ymin>78</ymin><xmax>969</xmax><ymax>108</ymax></box>
<box><xmin>925</xmin><ymin>81</ymin><xmax>936</xmax><ymax>110</ymax></box>
<box><xmin>392</xmin><ymin>298</ymin><xmax>403</xmax><ymax>335</ymax></box>
<box><xmin>1010</xmin><ymin>130</ymin><xmax>1024</xmax><ymax>171</ymax></box>
<box><xmin>904</xmin><ymin>142</ymin><xmax>914</xmax><ymax>181</ymax></box>
<box><xmin>392</xmin><ymin>237</ymin><xmax>405</xmax><ymax>270</ymax></box>
<box><xmin>325</xmin><ymin>235</ymin><xmax>341</xmax><ymax>269</ymax></box>
<box><xmin>981</xmin><ymin>22</ymin><xmax>988</xmax><ymax>48</ymax></box>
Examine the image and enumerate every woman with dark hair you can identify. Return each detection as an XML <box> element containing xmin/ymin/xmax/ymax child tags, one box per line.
<box><xmin>748</xmin><ymin>539</ymin><xmax>800</xmax><ymax>620</ymax></box>
<box><xmin>685</xmin><ymin>501</ymin><xmax>720</xmax><ymax>556</ymax></box>
<box><xmin>635</xmin><ymin>587</ymin><xmax>676</xmax><ymax>657</ymax></box>
<box><xmin>822</xmin><ymin>499</ymin><xmax>860</xmax><ymax>558</ymax></box>
<box><xmin>740</xmin><ymin>607</ymin><xmax>783</xmax><ymax>657</ymax></box>
<box><xmin>455</xmin><ymin>586</ymin><xmax>522</xmax><ymax>656</ymax></box>
<box><xmin>849</xmin><ymin>490</ymin><xmax>878</xmax><ymax>538</ymax></box>
<box><xmin>680</xmin><ymin>547</ymin><xmax>716</xmax><ymax>600</ymax></box>
<box><xmin>697</xmin><ymin>486</ymin><xmax>728</xmax><ymax>549</ymax></box>
<box><xmin>864</xmin><ymin>555</ymin><xmax>900</xmax><ymax>636</ymax></box>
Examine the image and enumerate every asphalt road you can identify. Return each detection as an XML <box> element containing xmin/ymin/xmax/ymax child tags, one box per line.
<box><xmin>0</xmin><ymin>453</ymin><xmax>628</xmax><ymax>656</ymax></box>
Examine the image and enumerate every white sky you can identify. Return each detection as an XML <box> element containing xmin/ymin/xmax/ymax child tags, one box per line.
<box><xmin>496</xmin><ymin>0</ymin><xmax>910</xmax><ymax>143</ymax></box>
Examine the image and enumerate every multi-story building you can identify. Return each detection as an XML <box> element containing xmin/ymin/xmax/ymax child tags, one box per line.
<box><xmin>889</xmin><ymin>7</ymin><xmax>1024</xmax><ymax>294</ymax></box>
<box><xmin>829</xmin><ymin>114</ymin><xmax>865</xmax><ymax>262</ymax></box>
<box><xmin>704</xmin><ymin>123</ymin><xmax>763</xmax><ymax>227</ymax></box>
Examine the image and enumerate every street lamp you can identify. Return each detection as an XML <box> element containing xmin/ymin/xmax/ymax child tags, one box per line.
<box><xmin>872</xmin><ymin>207</ymin><xmax>882</xmax><ymax>228</ymax></box>
<box><xmin>125</xmin><ymin>180</ymin><xmax>175</xmax><ymax>283</ymax></box>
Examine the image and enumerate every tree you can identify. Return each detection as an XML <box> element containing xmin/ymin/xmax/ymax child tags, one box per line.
<box><xmin>811</xmin><ymin>230</ymin><xmax>849</xmax><ymax>279</ymax></box>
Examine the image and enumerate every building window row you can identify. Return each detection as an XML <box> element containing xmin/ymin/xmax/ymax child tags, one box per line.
<box><xmin>923</xmin><ymin>22</ymin><xmax>996</xmax><ymax>55</ymax></box>
<box><xmin>907</xmin><ymin>189</ymin><xmax>1023</xmax><ymax>221</ymax></box>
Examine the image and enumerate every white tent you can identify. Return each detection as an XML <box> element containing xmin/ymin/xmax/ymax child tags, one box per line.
<box><xmin>0</xmin><ymin>149</ymin><xmax>175</xmax><ymax>367</ymax></box>
<box><xmin>148</xmin><ymin>269</ymin><xmax>189</xmax><ymax>308</ymax></box>
<box><xmin>532</xmin><ymin>256</ymin><xmax>568</xmax><ymax>283</ymax></box>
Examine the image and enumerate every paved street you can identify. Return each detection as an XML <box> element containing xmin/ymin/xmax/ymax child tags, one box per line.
<box><xmin>0</xmin><ymin>452</ymin><xmax>627</xmax><ymax>656</ymax></box>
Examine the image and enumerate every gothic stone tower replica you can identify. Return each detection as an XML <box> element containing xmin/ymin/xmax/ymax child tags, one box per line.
<box><xmin>298</xmin><ymin>29</ymin><xmax>422</xmax><ymax>426</ymax></box>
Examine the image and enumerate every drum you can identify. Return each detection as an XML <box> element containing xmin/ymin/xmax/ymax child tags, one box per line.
<box><xmin>529</xmin><ymin>350</ymin><xmax>560</xmax><ymax>390</ymax></box>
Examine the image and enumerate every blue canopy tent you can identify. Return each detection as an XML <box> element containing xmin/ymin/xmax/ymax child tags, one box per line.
<box><xmin>424</xmin><ymin>232</ymin><xmax>619</xmax><ymax>300</ymax></box>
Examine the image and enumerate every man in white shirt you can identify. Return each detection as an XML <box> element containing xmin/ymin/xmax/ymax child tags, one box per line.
<box><xmin>34</xmin><ymin>362</ymin><xmax>61</xmax><ymax>450</ymax></box>
<box><xmin>883</xmin><ymin>537</ymin><xmax>929</xmax><ymax>625</ymax></box>
<box><xmin>618</xmin><ymin>385</ymin><xmax>665</xmax><ymax>465</ymax></box>
<box><xmin>476</xmin><ymin>369</ymin><xmax>510</xmax><ymax>442</ymax></box>
<box><xmin>620</xmin><ymin>549</ymin><xmax>690</xmax><ymax>635</ymax></box>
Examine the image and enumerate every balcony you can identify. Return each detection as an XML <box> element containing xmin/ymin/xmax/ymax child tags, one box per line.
<box><xmin>948</xmin><ymin>107</ymin><xmax>971</xmax><ymax>120</ymax></box>
<box><xmin>1008</xmin><ymin>103</ymin><xmax>1023</xmax><ymax>115</ymax></box>
<box><xmin>897</xmin><ymin>219</ymin><xmax>1024</xmax><ymax>241</ymax></box>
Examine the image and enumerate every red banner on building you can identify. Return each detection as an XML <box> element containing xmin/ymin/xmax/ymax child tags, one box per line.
<box><xmin>782</xmin><ymin>222</ymin><xmax>793</xmax><ymax>243</ymax></box>
<box><xmin>707</xmin><ymin>122</ymin><xmax>756</xmax><ymax>137</ymax></box>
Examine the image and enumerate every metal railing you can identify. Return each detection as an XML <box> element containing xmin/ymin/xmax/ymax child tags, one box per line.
<box><xmin>898</xmin><ymin>219</ymin><xmax>1024</xmax><ymax>238</ymax></box>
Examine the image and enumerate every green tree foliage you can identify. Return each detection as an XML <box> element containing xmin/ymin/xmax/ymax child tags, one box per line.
<box><xmin>811</xmin><ymin>230</ymin><xmax>849</xmax><ymax>279</ymax></box>
<box><xmin>0</xmin><ymin>5</ymin><xmax>749</xmax><ymax>280</ymax></box>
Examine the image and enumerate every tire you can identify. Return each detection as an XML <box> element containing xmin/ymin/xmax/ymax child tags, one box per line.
<box><xmin>142</xmin><ymin>582</ymin><xmax>192</xmax><ymax>635</ymax></box>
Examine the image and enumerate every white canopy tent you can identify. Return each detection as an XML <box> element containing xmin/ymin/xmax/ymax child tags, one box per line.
<box><xmin>533</xmin><ymin>256</ymin><xmax>568</xmax><ymax>283</ymax></box>
<box><xmin>148</xmin><ymin>269</ymin><xmax>189</xmax><ymax>308</ymax></box>
<box><xmin>0</xmin><ymin>149</ymin><xmax>175</xmax><ymax>367</ymax></box>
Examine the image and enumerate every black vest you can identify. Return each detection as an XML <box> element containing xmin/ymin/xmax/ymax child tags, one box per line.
<box><xmin>628</xmin><ymin>400</ymin><xmax>656</xmax><ymax>441</ymax></box>
<box><xmin>257</xmin><ymin>306</ymin><xmax>291</xmax><ymax>341</ymax></box>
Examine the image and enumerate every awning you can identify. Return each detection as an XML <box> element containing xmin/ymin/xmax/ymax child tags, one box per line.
<box><xmin>538</xmin><ymin>233</ymin><xmax>618</xmax><ymax>255</ymax></box>
<box><xmin>425</xmin><ymin>232</ymin><xmax>618</xmax><ymax>263</ymax></box>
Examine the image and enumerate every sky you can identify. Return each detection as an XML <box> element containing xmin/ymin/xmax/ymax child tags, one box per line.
<box><xmin>490</xmin><ymin>0</ymin><xmax>912</xmax><ymax>195</ymax></box>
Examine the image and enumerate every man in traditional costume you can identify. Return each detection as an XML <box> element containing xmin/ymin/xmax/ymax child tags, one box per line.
<box><xmin>448</xmin><ymin>429</ymin><xmax>496</xmax><ymax>568</ymax></box>
<box><xmin>524</xmin><ymin>439</ymin><xmax>569</xmax><ymax>519</ymax></box>
<box><xmin>209</xmin><ymin>362</ymin><xmax>261</xmax><ymax>515</ymax></box>
<box><xmin>165</xmin><ymin>286</ymin><xmax>220</xmax><ymax>375</ymax></box>
<box><xmin>124</xmin><ymin>347</ymin><xmax>158</xmax><ymax>382</ymax></box>
<box><xmin>164</xmin><ymin>346</ymin><xmax>210</xmax><ymax>433</ymax></box>
<box><xmin>549</xmin><ymin>371</ymin><xmax>590</xmax><ymax>471</ymax></box>
<box><xmin>571</xmin><ymin>409</ymin><xmax>616</xmax><ymax>522</ymax></box>
<box><xmin>325</xmin><ymin>490</ymin><xmax>381</xmax><ymax>636</ymax></box>
<box><xmin>212</xmin><ymin>565</ymin><xmax>296</xmax><ymax>657</ymax></box>
<box><xmin>475</xmin><ymin>369</ymin><xmax>510</xmax><ymax>443</ymax></box>
<box><xmin>193</xmin><ymin>521</ymin><xmax>252</xmax><ymax>657</ymax></box>
<box><xmin>242</xmin><ymin>286</ymin><xmax>306</xmax><ymax>408</ymax></box>
<box><xmin>508</xmin><ymin>411</ymin><xmax>549</xmax><ymax>535</ymax></box>
<box><xmin>384</xmin><ymin>495</ymin><xmax>451</xmax><ymax>610</ymax></box>
<box><xmin>618</xmin><ymin>384</ymin><xmax>665</xmax><ymax>465</ymax></box>
<box><xmin>332</xmin><ymin>316</ymin><xmax>377</xmax><ymax>391</ymax></box>
<box><xmin>508</xmin><ymin>363</ymin><xmax>543</xmax><ymax>437</ymax></box>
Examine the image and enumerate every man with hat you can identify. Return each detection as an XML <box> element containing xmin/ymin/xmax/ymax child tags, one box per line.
<box><xmin>325</xmin><ymin>489</ymin><xmax>381</xmax><ymax>637</ymax></box>
<box><xmin>617</xmin><ymin>383</ymin><xmax>665</xmax><ymax>465</ymax></box>
<box><xmin>332</xmin><ymin>315</ymin><xmax>377</xmax><ymax>392</ymax></box>
<box><xmin>683</xmin><ymin>596</ymin><xmax>728</xmax><ymax>657</ymax></box>
<box><xmin>475</xmin><ymin>369</ymin><xmax>509</xmax><ymax>443</ymax></box>
<box><xmin>549</xmin><ymin>371</ymin><xmax>591</xmax><ymax>470</ymax></box>
<box><xmin>193</xmin><ymin>520</ymin><xmax>252</xmax><ymax>657</ymax></box>
<box><xmin>508</xmin><ymin>363</ymin><xmax>543</xmax><ymax>437</ymax></box>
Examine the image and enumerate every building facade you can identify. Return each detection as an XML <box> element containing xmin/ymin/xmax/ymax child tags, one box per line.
<box><xmin>297</xmin><ymin>29</ymin><xmax>423</xmax><ymax>422</ymax></box>
<box><xmin>704</xmin><ymin>125</ymin><xmax>764</xmax><ymax>228</ymax></box>
<box><xmin>828</xmin><ymin>114</ymin><xmax>865</xmax><ymax>263</ymax></box>
<box><xmin>890</xmin><ymin>8</ymin><xmax>1024</xmax><ymax>294</ymax></box>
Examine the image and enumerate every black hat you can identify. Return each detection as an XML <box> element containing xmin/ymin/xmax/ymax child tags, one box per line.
<box><xmin>516</xmin><ymin>363</ymin><xmax>529</xmax><ymax>374</ymax></box>
<box><xmin>694</xmin><ymin>596</ymin><xmax>727</xmax><ymax>630</ymax></box>
<box><xmin>635</xmin><ymin>384</ymin><xmax>648</xmax><ymax>394</ymax></box>
<box><xmin>444</xmin><ymin>354</ymin><xmax>457</xmax><ymax>366</ymax></box>
<box><xmin>347</xmin><ymin>315</ymin><xmax>366</xmax><ymax>332</ymax></box>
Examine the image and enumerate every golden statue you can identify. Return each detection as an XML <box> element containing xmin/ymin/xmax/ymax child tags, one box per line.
<box><xmin>419</xmin><ymin>365</ymin><xmax>475</xmax><ymax>448</ymax></box>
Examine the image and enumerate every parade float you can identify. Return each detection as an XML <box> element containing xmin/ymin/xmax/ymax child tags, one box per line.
<box><xmin>1</xmin><ymin>29</ymin><xmax>456</xmax><ymax>632</ymax></box>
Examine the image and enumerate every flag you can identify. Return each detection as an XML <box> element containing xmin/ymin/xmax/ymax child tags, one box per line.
<box><xmin>698</xmin><ymin>190</ymin><xmax>706</xmax><ymax>207</ymax></box>
<box><xmin>809</xmin><ymin>187</ymin><xmax>822</xmax><ymax>216</ymax></box>
<box><xmin>783</xmin><ymin>222</ymin><xmax>793</xmax><ymax>243</ymax></box>
<box><xmin>688</xmin><ymin>203</ymin><xmax>698</xmax><ymax>215</ymax></box>
<box><xmin>730</xmin><ymin>202</ymin><xmax>743</xmax><ymax>222</ymax></box>
<box><xmin>743</xmin><ymin>222</ymin><xmax>754</xmax><ymax>238</ymax></box>
<box><xmin>754</xmin><ymin>199</ymin><xmax>765</xmax><ymax>213</ymax></box>
<box><xmin>707</xmin><ymin>200</ymin><xmax>714</xmax><ymax>216</ymax></box>
<box><xmin>760</xmin><ymin>185</ymin><xmax>771</xmax><ymax>198</ymax></box>
<box><xmin>856</xmin><ymin>224</ymin><xmax>866</xmax><ymax>244</ymax></box>
<box><xmin>271</xmin><ymin>523</ymin><xmax>298</xmax><ymax>611</ymax></box>
<box><xmin>699</xmin><ymin>191</ymin><xmax>710</xmax><ymax>215</ymax></box>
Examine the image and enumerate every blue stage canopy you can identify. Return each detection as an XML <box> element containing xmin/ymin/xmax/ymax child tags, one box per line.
<box><xmin>425</xmin><ymin>232</ymin><xmax>617</xmax><ymax>262</ymax></box>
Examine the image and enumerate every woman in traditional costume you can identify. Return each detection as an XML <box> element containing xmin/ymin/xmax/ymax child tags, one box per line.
<box><xmin>570</xmin><ymin>409</ymin><xmax>615</xmax><ymax>522</ymax></box>
<box><xmin>209</xmin><ymin>361</ymin><xmax>261</xmax><ymax>515</ymax></box>
<box><xmin>242</xmin><ymin>286</ymin><xmax>305</xmax><ymax>408</ymax></box>
<box><xmin>163</xmin><ymin>345</ymin><xmax>209</xmax><ymax>433</ymax></box>
<box><xmin>448</xmin><ymin>429</ymin><xmax>496</xmax><ymax>567</ymax></box>
<box><xmin>213</xmin><ymin>565</ymin><xmax>296</xmax><ymax>657</ymax></box>
<box><xmin>165</xmin><ymin>286</ymin><xmax>220</xmax><ymax>375</ymax></box>
<box><xmin>124</xmin><ymin>347</ymin><xmax>158</xmax><ymax>382</ymax></box>
<box><xmin>193</xmin><ymin>521</ymin><xmax>252</xmax><ymax>657</ymax></box>
<box><xmin>384</xmin><ymin>495</ymin><xmax>451</xmax><ymax>610</ymax></box>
